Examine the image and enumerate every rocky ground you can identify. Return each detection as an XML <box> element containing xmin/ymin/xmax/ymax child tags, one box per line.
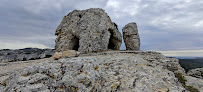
<box><xmin>0</xmin><ymin>58</ymin><xmax>51</xmax><ymax>80</ymax></box>
<box><xmin>1</xmin><ymin>51</ymin><xmax>202</xmax><ymax>92</ymax></box>
<box><xmin>185</xmin><ymin>76</ymin><xmax>203</xmax><ymax>91</ymax></box>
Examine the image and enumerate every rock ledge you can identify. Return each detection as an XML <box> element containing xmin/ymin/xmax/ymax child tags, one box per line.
<box><xmin>0</xmin><ymin>51</ymin><xmax>186</xmax><ymax>92</ymax></box>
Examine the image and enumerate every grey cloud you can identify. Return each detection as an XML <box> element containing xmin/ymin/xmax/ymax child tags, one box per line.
<box><xmin>104</xmin><ymin>0</ymin><xmax>203</xmax><ymax>50</ymax></box>
<box><xmin>0</xmin><ymin>0</ymin><xmax>109</xmax><ymax>49</ymax></box>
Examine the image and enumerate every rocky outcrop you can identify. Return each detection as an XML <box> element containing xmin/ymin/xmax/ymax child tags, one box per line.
<box><xmin>163</xmin><ymin>58</ymin><xmax>186</xmax><ymax>75</ymax></box>
<box><xmin>187</xmin><ymin>68</ymin><xmax>203</xmax><ymax>79</ymax></box>
<box><xmin>185</xmin><ymin>75</ymin><xmax>203</xmax><ymax>91</ymax></box>
<box><xmin>141</xmin><ymin>51</ymin><xmax>186</xmax><ymax>75</ymax></box>
<box><xmin>0</xmin><ymin>51</ymin><xmax>186</xmax><ymax>92</ymax></box>
<box><xmin>55</xmin><ymin>8</ymin><xmax>122</xmax><ymax>53</ymax></box>
<box><xmin>122</xmin><ymin>22</ymin><xmax>140</xmax><ymax>50</ymax></box>
<box><xmin>0</xmin><ymin>48</ymin><xmax>54</xmax><ymax>63</ymax></box>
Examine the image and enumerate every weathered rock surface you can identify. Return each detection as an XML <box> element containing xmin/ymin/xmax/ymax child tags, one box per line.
<box><xmin>62</xmin><ymin>50</ymin><xmax>80</xmax><ymax>57</ymax></box>
<box><xmin>1</xmin><ymin>51</ymin><xmax>187</xmax><ymax>92</ymax></box>
<box><xmin>55</xmin><ymin>8</ymin><xmax>122</xmax><ymax>53</ymax></box>
<box><xmin>141</xmin><ymin>51</ymin><xmax>186</xmax><ymax>75</ymax></box>
<box><xmin>185</xmin><ymin>75</ymin><xmax>203</xmax><ymax>91</ymax></box>
<box><xmin>122</xmin><ymin>22</ymin><xmax>140</xmax><ymax>50</ymax></box>
<box><xmin>187</xmin><ymin>68</ymin><xmax>203</xmax><ymax>79</ymax></box>
<box><xmin>53</xmin><ymin>50</ymin><xmax>80</xmax><ymax>60</ymax></box>
<box><xmin>52</xmin><ymin>52</ymin><xmax>62</xmax><ymax>60</ymax></box>
<box><xmin>0</xmin><ymin>48</ymin><xmax>54</xmax><ymax>63</ymax></box>
<box><xmin>0</xmin><ymin>58</ymin><xmax>51</xmax><ymax>83</ymax></box>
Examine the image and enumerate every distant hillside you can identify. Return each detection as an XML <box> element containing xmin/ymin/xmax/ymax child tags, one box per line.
<box><xmin>178</xmin><ymin>58</ymin><xmax>203</xmax><ymax>72</ymax></box>
<box><xmin>0</xmin><ymin>48</ymin><xmax>54</xmax><ymax>62</ymax></box>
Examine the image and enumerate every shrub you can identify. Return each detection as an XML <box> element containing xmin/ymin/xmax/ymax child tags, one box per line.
<box><xmin>175</xmin><ymin>73</ymin><xmax>187</xmax><ymax>85</ymax></box>
<box><xmin>185</xmin><ymin>86</ymin><xmax>199</xmax><ymax>92</ymax></box>
<box><xmin>175</xmin><ymin>73</ymin><xmax>199</xmax><ymax>92</ymax></box>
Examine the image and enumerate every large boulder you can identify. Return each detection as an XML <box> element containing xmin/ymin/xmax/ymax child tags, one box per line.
<box><xmin>55</xmin><ymin>8</ymin><xmax>122</xmax><ymax>53</ymax></box>
<box><xmin>122</xmin><ymin>22</ymin><xmax>140</xmax><ymax>50</ymax></box>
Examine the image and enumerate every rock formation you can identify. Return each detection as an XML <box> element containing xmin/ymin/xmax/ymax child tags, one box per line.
<box><xmin>187</xmin><ymin>68</ymin><xmax>203</xmax><ymax>79</ymax></box>
<box><xmin>122</xmin><ymin>22</ymin><xmax>140</xmax><ymax>50</ymax></box>
<box><xmin>1</xmin><ymin>8</ymin><xmax>201</xmax><ymax>92</ymax></box>
<box><xmin>162</xmin><ymin>58</ymin><xmax>186</xmax><ymax>75</ymax></box>
<box><xmin>55</xmin><ymin>8</ymin><xmax>122</xmax><ymax>53</ymax></box>
<box><xmin>185</xmin><ymin>75</ymin><xmax>203</xmax><ymax>91</ymax></box>
<box><xmin>0</xmin><ymin>51</ymin><xmax>187</xmax><ymax>92</ymax></box>
<box><xmin>0</xmin><ymin>48</ymin><xmax>54</xmax><ymax>63</ymax></box>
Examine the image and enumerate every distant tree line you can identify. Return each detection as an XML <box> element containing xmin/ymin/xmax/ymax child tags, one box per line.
<box><xmin>179</xmin><ymin>59</ymin><xmax>203</xmax><ymax>72</ymax></box>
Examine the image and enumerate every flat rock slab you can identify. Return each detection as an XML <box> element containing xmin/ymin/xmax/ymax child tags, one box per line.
<box><xmin>0</xmin><ymin>58</ymin><xmax>51</xmax><ymax>77</ymax></box>
<box><xmin>1</xmin><ymin>51</ymin><xmax>186</xmax><ymax>92</ymax></box>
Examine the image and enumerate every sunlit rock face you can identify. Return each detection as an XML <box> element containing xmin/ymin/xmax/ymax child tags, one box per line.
<box><xmin>55</xmin><ymin>8</ymin><xmax>122</xmax><ymax>53</ymax></box>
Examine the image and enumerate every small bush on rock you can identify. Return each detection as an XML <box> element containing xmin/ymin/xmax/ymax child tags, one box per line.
<box><xmin>175</xmin><ymin>73</ymin><xmax>199</xmax><ymax>92</ymax></box>
<box><xmin>185</xmin><ymin>86</ymin><xmax>199</xmax><ymax>92</ymax></box>
<box><xmin>175</xmin><ymin>73</ymin><xmax>187</xmax><ymax>84</ymax></box>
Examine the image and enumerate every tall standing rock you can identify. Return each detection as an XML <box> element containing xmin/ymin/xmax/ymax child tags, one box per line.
<box><xmin>55</xmin><ymin>8</ymin><xmax>122</xmax><ymax>53</ymax></box>
<box><xmin>122</xmin><ymin>22</ymin><xmax>140</xmax><ymax>50</ymax></box>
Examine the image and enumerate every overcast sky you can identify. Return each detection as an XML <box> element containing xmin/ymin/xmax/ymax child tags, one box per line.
<box><xmin>0</xmin><ymin>0</ymin><xmax>203</xmax><ymax>56</ymax></box>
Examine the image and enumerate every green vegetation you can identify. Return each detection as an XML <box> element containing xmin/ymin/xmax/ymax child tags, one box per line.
<box><xmin>179</xmin><ymin>59</ymin><xmax>203</xmax><ymax>72</ymax></box>
<box><xmin>185</xmin><ymin>86</ymin><xmax>199</xmax><ymax>92</ymax></box>
<box><xmin>175</xmin><ymin>73</ymin><xmax>199</xmax><ymax>92</ymax></box>
<box><xmin>175</xmin><ymin>73</ymin><xmax>187</xmax><ymax>84</ymax></box>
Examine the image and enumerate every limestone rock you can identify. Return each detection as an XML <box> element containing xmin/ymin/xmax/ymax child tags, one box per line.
<box><xmin>53</xmin><ymin>50</ymin><xmax>80</xmax><ymax>60</ymax></box>
<box><xmin>122</xmin><ymin>22</ymin><xmax>140</xmax><ymax>50</ymax></box>
<box><xmin>1</xmin><ymin>51</ymin><xmax>186</xmax><ymax>92</ymax></box>
<box><xmin>52</xmin><ymin>52</ymin><xmax>62</xmax><ymax>60</ymax></box>
<box><xmin>141</xmin><ymin>51</ymin><xmax>186</xmax><ymax>75</ymax></box>
<box><xmin>185</xmin><ymin>75</ymin><xmax>203</xmax><ymax>91</ymax></box>
<box><xmin>162</xmin><ymin>58</ymin><xmax>186</xmax><ymax>75</ymax></box>
<box><xmin>187</xmin><ymin>68</ymin><xmax>203</xmax><ymax>79</ymax></box>
<box><xmin>62</xmin><ymin>50</ymin><xmax>80</xmax><ymax>57</ymax></box>
<box><xmin>55</xmin><ymin>8</ymin><xmax>122</xmax><ymax>53</ymax></box>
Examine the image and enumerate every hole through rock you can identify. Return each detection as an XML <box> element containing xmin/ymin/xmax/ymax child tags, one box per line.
<box><xmin>72</xmin><ymin>36</ymin><xmax>79</xmax><ymax>51</ymax></box>
<box><xmin>108</xmin><ymin>29</ymin><xmax>115</xmax><ymax>49</ymax></box>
